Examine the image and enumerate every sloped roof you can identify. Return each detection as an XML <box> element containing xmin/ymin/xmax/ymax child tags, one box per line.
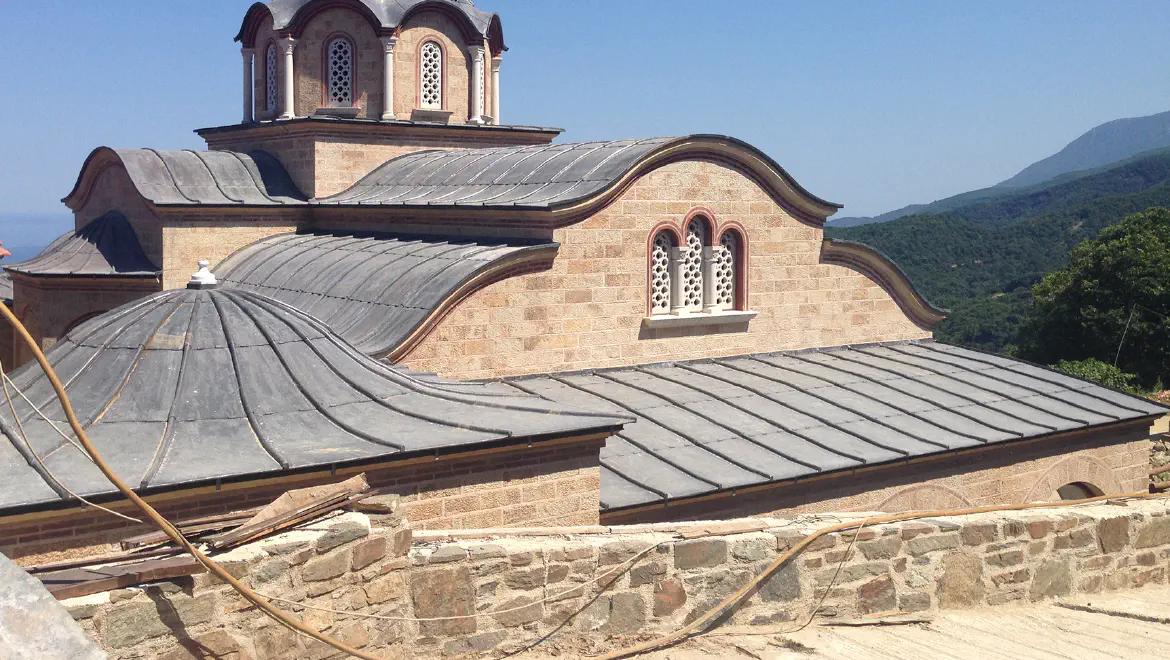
<box><xmin>501</xmin><ymin>342</ymin><xmax>1167</xmax><ymax>511</ymax></box>
<box><xmin>314</xmin><ymin>135</ymin><xmax>842</xmax><ymax>217</ymax></box>
<box><xmin>64</xmin><ymin>148</ymin><xmax>306</xmax><ymax>208</ymax></box>
<box><xmin>5</xmin><ymin>211</ymin><xmax>159</xmax><ymax>278</ymax></box>
<box><xmin>0</xmin><ymin>288</ymin><xmax>626</xmax><ymax>512</ymax></box>
<box><xmin>217</xmin><ymin>231</ymin><xmax>554</xmax><ymax>358</ymax></box>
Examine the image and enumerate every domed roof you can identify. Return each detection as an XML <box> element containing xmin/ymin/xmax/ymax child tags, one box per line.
<box><xmin>237</xmin><ymin>0</ymin><xmax>504</xmax><ymax>51</ymax></box>
<box><xmin>0</xmin><ymin>287</ymin><xmax>626</xmax><ymax>511</ymax></box>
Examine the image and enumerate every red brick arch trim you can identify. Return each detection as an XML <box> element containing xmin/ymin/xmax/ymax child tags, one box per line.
<box><xmin>1021</xmin><ymin>455</ymin><xmax>1121</xmax><ymax>503</ymax></box>
<box><xmin>387</xmin><ymin>244</ymin><xmax>559</xmax><ymax>363</ymax></box>
<box><xmin>682</xmin><ymin>208</ymin><xmax>717</xmax><ymax>246</ymax></box>
<box><xmin>644</xmin><ymin>222</ymin><xmax>684</xmax><ymax>316</ymax></box>
<box><xmin>717</xmin><ymin>222</ymin><xmax>750</xmax><ymax>311</ymax></box>
<box><xmin>821</xmin><ymin>238</ymin><xmax>947</xmax><ymax>330</ymax></box>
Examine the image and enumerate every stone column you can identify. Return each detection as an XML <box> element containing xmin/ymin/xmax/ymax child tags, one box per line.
<box><xmin>241</xmin><ymin>48</ymin><xmax>254</xmax><ymax>124</ymax></box>
<box><xmin>702</xmin><ymin>246</ymin><xmax>721</xmax><ymax>313</ymax></box>
<box><xmin>379</xmin><ymin>36</ymin><xmax>398</xmax><ymax>121</ymax></box>
<box><xmin>490</xmin><ymin>56</ymin><xmax>502</xmax><ymax>125</ymax></box>
<box><xmin>469</xmin><ymin>44</ymin><xmax>486</xmax><ymax>124</ymax></box>
<box><xmin>669</xmin><ymin>247</ymin><xmax>687</xmax><ymax>315</ymax></box>
<box><xmin>278</xmin><ymin>37</ymin><xmax>297</xmax><ymax>120</ymax></box>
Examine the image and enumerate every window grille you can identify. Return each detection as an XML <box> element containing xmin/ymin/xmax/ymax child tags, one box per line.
<box><xmin>327</xmin><ymin>38</ymin><xmax>353</xmax><ymax>106</ymax></box>
<box><xmin>682</xmin><ymin>219</ymin><xmax>705</xmax><ymax>310</ymax></box>
<box><xmin>265</xmin><ymin>44</ymin><xmax>278</xmax><ymax>112</ymax></box>
<box><xmin>650</xmin><ymin>232</ymin><xmax>673</xmax><ymax>314</ymax></box>
<box><xmin>716</xmin><ymin>232</ymin><xmax>737</xmax><ymax>309</ymax></box>
<box><xmin>420</xmin><ymin>42</ymin><xmax>443</xmax><ymax>108</ymax></box>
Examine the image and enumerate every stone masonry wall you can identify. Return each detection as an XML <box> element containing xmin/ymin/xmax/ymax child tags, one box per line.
<box><xmin>4</xmin><ymin>440</ymin><xmax>602</xmax><ymax>565</ymax></box>
<box><xmin>402</xmin><ymin>159</ymin><xmax>932</xmax><ymax>380</ymax></box>
<box><xmin>604</xmin><ymin>430</ymin><xmax>1152</xmax><ymax>525</ymax></box>
<box><xmin>394</xmin><ymin>13</ymin><xmax>474</xmax><ymax>124</ymax></box>
<box><xmin>295</xmin><ymin>8</ymin><xmax>383</xmax><ymax>120</ymax></box>
<box><xmin>161</xmin><ymin>215</ymin><xmax>300</xmax><ymax>290</ymax></box>
<box><xmin>66</xmin><ymin>498</ymin><xmax>1170</xmax><ymax>659</ymax></box>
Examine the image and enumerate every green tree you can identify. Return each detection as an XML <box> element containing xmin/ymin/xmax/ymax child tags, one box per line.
<box><xmin>1050</xmin><ymin>359</ymin><xmax>1142</xmax><ymax>395</ymax></box>
<box><xmin>1020</xmin><ymin>207</ymin><xmax>1170</xmax><ymax>387</ymax></box>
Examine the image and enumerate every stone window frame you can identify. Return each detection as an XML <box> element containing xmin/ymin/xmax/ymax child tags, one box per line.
<box><xmin>323</xmin><ymin>33</ymin><xmax>357</xmax><ymax>108</ymax></box>
<box><xmin>418</xmin><ymin>39</ymin><xmax>446</xmax><ymax>110</ymax></box>
<box><xmin>643</xmin><ymin>211</ymin><xmax>755</xmax><ymax>329</ymax></box>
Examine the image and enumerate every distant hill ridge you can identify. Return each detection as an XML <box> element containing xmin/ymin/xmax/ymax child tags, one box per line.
<box><xmin>824</xmin><ymin>147</ymin><xmax>1170</xmax><ymax>352</ymax></box>
<box><xmin>830</xmin><ymin>109</ymin><xmax>1170</xmax><ymax>227</ymax></box>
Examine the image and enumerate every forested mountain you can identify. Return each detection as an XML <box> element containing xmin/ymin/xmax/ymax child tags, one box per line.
<box><xmin>825</xmin><ymin>149</ymin><xmax>1170</xmax><ymax>352</ymax></box>
<box><xmin>830</xmin><ymin>109</ymin><xmax>1170</xmax><ymax>228</ymax></box>
<box><xmin>997</xmin><ymin>110</ymin><xmax>1170</xmax><ymax>188</ymax></box>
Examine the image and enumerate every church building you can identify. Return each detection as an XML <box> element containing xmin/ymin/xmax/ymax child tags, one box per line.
<box><xmin>0</xmin><ymin>0</ymin><xmax>1162</xmax><ymax>562</ymax></box>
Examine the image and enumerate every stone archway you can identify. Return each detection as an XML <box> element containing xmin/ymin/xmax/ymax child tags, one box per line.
<box><xmin>1022</xmin><ymin>455</ymin><xmax>1120</xmax><ymax>503</ymax></box>
<box><xmin>877</xmin><ymin>484</ymin><xmax>973</xmax><ymax>513</ymax></box>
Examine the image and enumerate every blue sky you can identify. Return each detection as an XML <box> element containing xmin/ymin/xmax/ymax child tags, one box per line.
<box><xmin>1</xmin><ymin>1</ymin><xmax>1168</xmax><ymax>247</ymax></box>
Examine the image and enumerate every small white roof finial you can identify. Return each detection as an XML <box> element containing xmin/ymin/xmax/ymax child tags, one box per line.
<box><xmin>188</xmin><ymin>260</ymin><xmax>218</xmax><ymax>289</ymax></box>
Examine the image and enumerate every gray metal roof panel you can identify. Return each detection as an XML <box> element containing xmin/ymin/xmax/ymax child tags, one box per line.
<box><xmin>218</xmin><ymin>231</ymin><xmax>547</xmax><ymax>357</ymax></box>
<box><xmin>101</xmin><ymin>149</ymin><xmax>306</xmax><ymax>207</ymax></box>
<box><xmin>254</xmin><ymin>0</ymin><xmax>499</xmax><ymax>38</ymax></box>
<box><xmin>0</xmin><ymin>288</ymin><xmax>625</xmax><ymax>511</ymax></box>
<box><xmin>504</xmin><ymin>341</ymin><xmax>1167</xmax><ymax>511</ymax></box>
<box><xmin>314</xmin><ymin>138</ymin><xmax>674</xmax><ymax>209</ymax></box>
<box><xmin>5</xmin><ymin>212</ymin><xmax>160</xmax><ymax>278</ymax></box>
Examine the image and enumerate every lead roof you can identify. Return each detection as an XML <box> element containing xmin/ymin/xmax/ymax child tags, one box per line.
<box><xmin>499</xmin><ymin>342</ymin><xmax>1167</xmax><ymax>511</ymax></box>
<box><xmin>244</xmin><ymin>0</ymin><xmax>498</xmax><ymax>40</ymax></box>
<box><xmin>4</xmin><ymin>212</ymin><xmax>160</xmax><ymax>278</ymax></box>
<box><xmin>100</xmin><ymin>149</ymin><xmax>306</xmax><ymax>207</ymax></box>
<box><xmin>0</xmin><ymin>288</ymin><xmax>627</xmax><ymax>512</ymax></box>
<box><xmin>217</xmin><ymin>231</ymin><xmax>546</xmax><ymax>356</ymax></box>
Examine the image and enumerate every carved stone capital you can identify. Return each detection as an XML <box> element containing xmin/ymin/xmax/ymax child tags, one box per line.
<box><xmin>278</xmin><ymin>37</ymin><xmax>296</xmax><ymax>56</ymax></box>
<box><xmin>379</xmin><ymin>35</ymin><xmax>398</xmax><ymax>54</ymax></box>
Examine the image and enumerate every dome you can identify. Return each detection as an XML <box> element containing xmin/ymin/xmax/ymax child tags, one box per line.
<box><xmin>0</xmin><ymin>287</ymin><xmax>625</xmax><ymax>511</ymax></box>
<box><xmin>237</xmin><ymin>0</ymin><xmax>505</xmax><ymax>52</ymax></box>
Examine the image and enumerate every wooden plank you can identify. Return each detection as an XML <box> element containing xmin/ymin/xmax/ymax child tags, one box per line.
<box><xmin>120</xmin><ymin>507</ymin><xmax>262</xmax><ymax>549</ymax></box>
<box><xmin>25</xmin><ymin>547</ymin><xmax>182</xmax><ymax>575</ymax></box>
<box><xmin>40</xmin><ymin>556</ymin><xmax>204</xmax><ymax>600</ymax></box>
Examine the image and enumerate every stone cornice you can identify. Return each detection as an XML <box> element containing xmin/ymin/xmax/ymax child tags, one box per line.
<box><xmin>820</xmin><ymin>238</ymin><xmax>947</xmax><ymax>329</ymax></box>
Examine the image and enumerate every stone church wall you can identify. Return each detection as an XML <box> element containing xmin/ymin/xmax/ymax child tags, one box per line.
<box><xmin>402</xmin><ymin>159</ymin><xmax>932</xmax><ymax>380</ymax></box>
<box><xmin>294</xmin><ymin>8</ymin><xmax>384</xmax><ymax>120</ymax></box>
<box><xmin>66</xmin><ymin>498</ymin><xmax>1170</xmax><ymax>659</ymax></box>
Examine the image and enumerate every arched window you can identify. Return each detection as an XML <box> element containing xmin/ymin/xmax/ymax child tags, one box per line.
<box><xmin>716</xmin><ymin>230</ymin><xmax>740</xmax><ymax>310</ymax></box>
<box><xmin>265</xmin><ymin>43</ymin><xmax>278</xmax><ymax>113</ymax></box>
<box><xmin>420</xmin><ymin>41</ymin><xmax>443</xmax><ymax>109</ymax></box>
<box><xmin>327</xmin><ymin>37</ymin><xmax>354</xmax><ymax>107</ymax></box>
<box><xmin>650</xmin><ymin>231</ymin><xmax>675</xmax><ymax>314</ymax></box>
<box><xmin>682</xmin><ymin>218</ymin><xmax>706</xmax><ymax>311</ymax></box>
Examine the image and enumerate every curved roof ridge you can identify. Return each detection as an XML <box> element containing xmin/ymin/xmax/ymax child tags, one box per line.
<box><xmin>315</xmin><ymin>135</ymin><xmax>842</xmax><ymax>220</ymax></box>
<box><xmin>217</xmin><ymin>230</ymin><xmax>559</xmax><ymax>358</ymax></box>
<box><xmin>63</xmin><ymin>148</ymin><xmax>307</xmax><ymax>210</ymax></box>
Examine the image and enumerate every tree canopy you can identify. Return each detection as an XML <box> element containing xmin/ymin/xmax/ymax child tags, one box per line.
<box><xmin>1020</xmin><ymin>208</ymin><xmax>1170</xmax><ymax>387</ymax></box>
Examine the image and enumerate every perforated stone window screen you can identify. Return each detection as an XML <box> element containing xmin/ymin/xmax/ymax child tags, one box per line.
<box><xmin>420</xmin><ymin>42</ymin><xmax>443</xmax><ymax>109</ymax></box>
<box><xmin>265</xmin><ymin>44</ymin><xmax>278</xmax><ymax>112</ymax></box>
<box><xmin>716</xmin><ymin>232</ymin><xmax>737</xmax><ymax>309</ymax></box>
<box><xmin>682</xmin><ymin>220</ymin><xmax>706</xmax><ymax>310</ymax></box>
<box><xmin>327</xmin><ymin>38</ymin><xmax>353</xmax><ymax>107</ymax></box>
<box><xmin>651</xmin><ymin>232</ymin><xmax>673</xmax><ymax>313</ymax></box>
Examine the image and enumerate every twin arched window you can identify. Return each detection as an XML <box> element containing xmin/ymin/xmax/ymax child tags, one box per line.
<box><xmin>650</xmin><ymin>217</ymin><xmax>743</xmax><ymax>315</ymax></box>
<box><xmin>327</xmin><ymin>37</ymin><xmax>354</xmax><ymax>107</ymax></box>
<box><xmin>420</xmin><ymin>41</ymin><xmax>443</xmax><ymax>109</ymax></box>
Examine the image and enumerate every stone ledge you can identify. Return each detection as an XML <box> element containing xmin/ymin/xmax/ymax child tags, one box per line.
<box><xmin>641</xmin><ymin>310</ymin><xmax>758</xmax><ymax>330</ymax></box>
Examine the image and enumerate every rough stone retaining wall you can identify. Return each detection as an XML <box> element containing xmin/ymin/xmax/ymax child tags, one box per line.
<box><xmin>66</xmin><ymin>498</ymin><xmax>1170</xmax><ymax>659</ymax></box>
